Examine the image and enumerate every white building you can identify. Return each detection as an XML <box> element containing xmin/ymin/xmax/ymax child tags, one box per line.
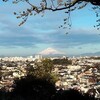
<box><xmin>35</xmin><ymin>54</ymin><xmax>42</xmax><ymax>60</ymax></box>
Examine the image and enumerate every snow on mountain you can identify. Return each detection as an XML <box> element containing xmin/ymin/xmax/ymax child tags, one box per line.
<box><xmin>39</xmin><ymin>48</ymin><xmax>64</xmax><ymax>55</ymax></box>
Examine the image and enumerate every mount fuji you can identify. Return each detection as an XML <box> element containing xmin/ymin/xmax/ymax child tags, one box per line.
<box><xmin>39</xmin><ymin>47</ymin><xmax>64</xmax><ymax>56</ymax></box>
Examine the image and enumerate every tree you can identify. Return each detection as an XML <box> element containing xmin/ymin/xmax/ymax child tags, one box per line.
<box><xmin>26</xmin><ymin>59</ymin><xmax>58</xmax><ymax>84</ymax></box>
<box><xmin>52</xmin><ymin>58</ymin><xmax>72</xmax><ymax>65</ymax></box>
<box><xmin>0</xmin><ymin>75</ymin><xmax>56</xmax><ymax>100</ymax></box>
<box><xmin>11</xmin><ymin>75</ymin><xmax>56</xmax><ymax>100</ymax></box>
<box><xmin>2</xmin><ymin>0</ymin><xmax>100</xmax><ymax>30</ymax></box>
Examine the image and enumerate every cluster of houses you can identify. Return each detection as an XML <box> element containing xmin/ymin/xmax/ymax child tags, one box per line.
<box><xmin>0</xmin><ymin>56</ymin><xmax>100</xmax><ymax>99</ymax></box>
<box><xmin>54</xmin><ymin>57</ymin><xmax>100</xmax><ymax>99</ymax></box>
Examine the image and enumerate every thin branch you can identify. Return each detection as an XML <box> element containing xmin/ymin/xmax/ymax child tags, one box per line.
<box><xmin>50</xmin><ymin>0</ymin><xmax>56</xmax><ymax>8</ymax></box>
<box><xmin>45</xmin><ymin>0</ymin><xmax>79</xmax><ymax>11</ymax></box>
<box><xmin>25</xmin><ymin>0</ymin><xmax>40</xmax><ymax>13</ymax></box>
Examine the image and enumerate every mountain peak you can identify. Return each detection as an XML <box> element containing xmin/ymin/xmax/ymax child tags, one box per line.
<box><xmin>39</xmin><ymin>47</ymin><xmax>64</xmax><ymax>55</ymax></box>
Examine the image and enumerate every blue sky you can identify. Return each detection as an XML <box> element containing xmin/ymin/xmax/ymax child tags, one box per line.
<box><xmin>0</xmin><ymin>1</ymin><xmax>100</xmax><ymax>56</ymax></box>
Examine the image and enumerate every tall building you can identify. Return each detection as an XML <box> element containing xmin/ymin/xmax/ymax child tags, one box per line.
<box><xmin>35</xmin><ymin>54</ymin><xmax>42</xmax><ymax>60</ymax></box>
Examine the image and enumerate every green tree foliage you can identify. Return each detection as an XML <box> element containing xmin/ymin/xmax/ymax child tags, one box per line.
<box><xmin>2</xmin><ymin>0</ymin><xmax>100</xmax><ymax>30</ymax></box>
<box><xmin>26</xmin><ymin>59</ymin><xmax>58</xmax><ymax>83</ymax></box>
<box><xmin>53</xmin><ymin>58</ymin><xmax>72</xmax><ymax>65</ymax></box>
<box><xmin>90</xmin><ymin>56</ymin><xmax>100</xmax><ymax>59</ymax></box>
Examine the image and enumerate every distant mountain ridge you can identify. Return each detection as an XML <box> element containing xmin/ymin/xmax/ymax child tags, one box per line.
<box><xmin>80</xmin><ymin>51</ymin><xmax>100</xmax><ymax>56</ymax></box>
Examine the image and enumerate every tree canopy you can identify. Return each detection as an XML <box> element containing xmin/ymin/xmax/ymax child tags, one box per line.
<box><xmin>2</xmin><ymin>0</ymin><xmax>100</xmax><ymax>30</ymax></box>
<box><xmin>52</xmin><ymin>58</ymin><xmax>72</xmax><ymax>65</ymax></box>
<box><xmin>26</xmin><ymin>59</ymin><xmax>58</xmax><ymax>84</ymax></box>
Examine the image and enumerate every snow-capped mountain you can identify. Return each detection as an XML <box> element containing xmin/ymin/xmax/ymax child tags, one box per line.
<box><xmin>39</xmin><ymin>47</ymin><xmax>64</xmax><ymax>55</ymax></box>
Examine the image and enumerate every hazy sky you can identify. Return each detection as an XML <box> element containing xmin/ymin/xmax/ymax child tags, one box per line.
<box><xmin>0</xmin><ymin>1</ymin><xmax>100</xmax><ymax>56</ymax></box>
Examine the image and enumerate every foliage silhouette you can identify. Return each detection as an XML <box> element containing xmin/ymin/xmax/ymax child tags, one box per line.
<box><xmin>11</xmin><ymin>75</ymin><xmax>56</xmax><ymax>100</ymax></box>
<box><xmin>52</xmin><ymin>58</ymin><xmax>72</xmax><ymax>65</ymax></box>
<box><xmin>53</xmin><ymin>89</ymin><xmax>95</xmax><ymax>100</ymax></box>
<box><xmin>0</xmin><ymin>75</ymin><xmax>97</xmax><ymax>100</ymax></box>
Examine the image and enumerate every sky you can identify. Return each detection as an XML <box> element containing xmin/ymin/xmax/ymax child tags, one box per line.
<box><xmin>0</xmin><ymin>1</ymin><xmax>100</xmax><ymax>57</ymax></box>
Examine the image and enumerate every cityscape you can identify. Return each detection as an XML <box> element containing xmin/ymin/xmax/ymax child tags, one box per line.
<box><xmin>0</xmin><ymin>51</ymin><xmax>100</xmax><ymax>99</ymax></box>
<box><xmin>0</xmin><ymin>0</ymin><xmax>100</xmax><ymax>100</ymax></box>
